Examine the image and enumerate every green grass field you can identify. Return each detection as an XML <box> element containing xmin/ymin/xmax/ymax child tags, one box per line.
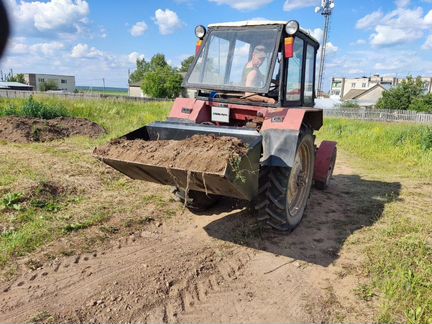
<box><xmin>0</xmin><ymin>98</ymin><xmax>430</xmax><ymax>323</ymax></box>
<box><xmin>317</xmin><ymin>119</ymin><xmax>431</xmax><ymax>324</ymax></box>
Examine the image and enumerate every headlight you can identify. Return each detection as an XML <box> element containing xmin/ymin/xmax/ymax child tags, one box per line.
<box><xmin>195</xmin><ymin>25</ymin><xmax>206</xmax><ymax>39</ymax></box>
<box><xmin>285</xmin><ymin>20</ymin><xmax>299</xmax><ymax>35</ymax></box>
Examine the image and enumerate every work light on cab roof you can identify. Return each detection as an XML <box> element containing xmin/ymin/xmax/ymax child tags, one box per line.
<box><xmin>194</xmin><ymin>25</ymin><xmax>206</xmax><ymax>55</ymax></box>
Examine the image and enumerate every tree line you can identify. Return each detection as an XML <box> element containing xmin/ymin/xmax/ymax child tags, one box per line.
<box><xmin>129</xmin><ymin>54</ymin><xmax>194</xmax><ymax>99</ymax></box>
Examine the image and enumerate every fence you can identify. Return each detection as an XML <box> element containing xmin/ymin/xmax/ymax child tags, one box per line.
<box><xmin>323</xmin><ymin>108</ymin><xmax>432</xmax><ymax>124</ymax></box>
<box><xmin>0</xmin><ymin>89</ymin><xmax>173</xmax><ymax>103</ymax></box>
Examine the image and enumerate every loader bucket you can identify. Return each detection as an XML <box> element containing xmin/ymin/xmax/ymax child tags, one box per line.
<box><xmin>95</xmin><ymin>122</ymin><xmax>262</xmax><ymax>201</ymax></box>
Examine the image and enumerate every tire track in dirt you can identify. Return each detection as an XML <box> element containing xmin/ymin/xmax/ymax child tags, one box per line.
<box><xmin>0</xmin><ymin>152</ymin><xmax>391</xmax><ymax>323</ymax></box>
<box><xmin>0</xmin><ymin>227</ymin><xmax>255</xmax><ymax>323</ymax></box>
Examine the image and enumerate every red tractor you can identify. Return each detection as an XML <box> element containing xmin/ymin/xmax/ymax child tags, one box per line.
<box><xmin>97</xmin><ymin>20</ymin><xmax>337</xmax><ymax>232</ymax></box>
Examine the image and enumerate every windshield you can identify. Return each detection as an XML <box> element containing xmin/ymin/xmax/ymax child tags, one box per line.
<box><xmin>185</xmin><ymin>26</ymin><xmax>281</xmax><ymax>92</ymax></box>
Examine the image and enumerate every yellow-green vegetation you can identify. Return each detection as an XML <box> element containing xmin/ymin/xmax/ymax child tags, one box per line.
<box><xmin>318</xmin><ymin>119</ymin><xmax>432</xmax><ymax>181</ymax></box>
<box><xmin>0</xmin><ymin>96</ymin><xmax>171</xmax><ymax>139</ymax></box>
<box><xmin>318</xmin><ymin>119</ymin><xmax>432</xmax><ymax>324</ymax></box>
<box><xmin>0</xmin><ymin>97</ymin><xmax>173</xmax><ymax>271</ymax></box>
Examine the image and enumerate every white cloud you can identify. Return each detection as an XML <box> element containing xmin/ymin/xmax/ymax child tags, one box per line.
<box><xmin>356</xmin><ymin>6</ymin><xmax>432</xmax><ymax>47</ymax></box>
<box><xmin>209</xmin><ymin>0</ymin><xmax>273</xmax><ymax>10</ymax></box>
<box><xmin>7</xmin><ymin>0</ymin><xmax>89</xmax><ymax>36</ymax></box>
<box><xmin>70</xmin><ymin>43</ymin><xmax>104</xmax><ymax>59</ymax></box>
<box><xmin>326</xmin><ymin>42</ymin><xmax>338</xmax><ymax>54</ymax></box>
<box><xmin>7</xmin><ymin>38</ymin><xmax>65</xmax><ymax>56</ymax></box>
<box><xmin>370</xmin><ymin>25</ymin><xmax>422</xmax><ymax>46</ymax></box>
<box><xmin>425</xmin><ymin>10</ymin><xmax>432</xmax><ymax>25</ymax></box>
<box><xmin>283</xmin><ymin>0</ymin><xmax>317</xmax><ymax>12</ymax></box>
<box><xmin>99</xmin><ymin>27</ymin><xmax>107</xmax><ymax>39</ymax></box>
<box><xmin>396</xmin><ymin>0</ymin><xmax>410</xmax><ymax>8</ymax></box>
<box><xmin>128</xmin><ymin>52</ymin><xmax>145</xmax><ymax>64</ymax></box>
<box><xmin>307</xmin><ymin>28</ymin><xmax>338</xmax><ymax>53</ymax></box>
<box><xmin>423</xmin><ymin>35</ymin><xmax>432</xmax><ymax>49</ymax></box>
<box><xmin>309</xmin><ymin>28</ymin><xmax>323</xmax><ymax>43</ymax></box>
<box><xmin>153</xmin><ymin>9</ymin><xmax>184</xmax><ymax>35</ymax></box>
<box><xmin>130</xmin><ymin>21</ymin><xmax>148</xmax><ymax>37</ymax></box>
<box><xmin>352</xmin><ymin>39</ymin><xmax>367</xmax><ymax>45</ymax></box>
<box><xmin>356</xmin><ymin>11</ymin><xmax>384</xmax><ymax>29</ymax></box>
<box><xmin>32</xmin><ymin>42</ymin><xmax>65</xmax><ymax>55</ymax></box>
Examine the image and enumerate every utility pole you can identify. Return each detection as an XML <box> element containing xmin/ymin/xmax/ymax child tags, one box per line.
<box><xmin>315</xmin><ymin>0</ymin><xmax>335</xmax><ymax>97</ymax></box>
<box><xmin>102</xmin><ymin>78</ymin><xmax>105</xmax><ymax>93</ymax></box>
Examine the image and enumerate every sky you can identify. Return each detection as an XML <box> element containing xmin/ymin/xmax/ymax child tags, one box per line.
<box><xmin>1</xmin><ymin>0</ymin><xmax>432</xmax><ymax>90</ymax></box>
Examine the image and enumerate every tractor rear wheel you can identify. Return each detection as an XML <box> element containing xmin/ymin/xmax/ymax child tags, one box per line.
<box><xmin>255</xmin><ymin>132</ymin><xmax>315</xmax><ymax>231</ymax></box>
<box><xmin>173</xmin><ymin>188</ymin><xmax>220</xmax><ymax>211</ymax></box>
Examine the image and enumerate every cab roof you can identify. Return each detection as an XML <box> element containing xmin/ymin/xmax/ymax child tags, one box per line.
<box><xmin>207</xmin><ymin>20</ymin><xmax>319</xmax><ymax>44</ymax></box>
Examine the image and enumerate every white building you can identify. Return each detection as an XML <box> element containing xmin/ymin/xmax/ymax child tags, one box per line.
<box><xmin>331</xmin><ymin>75</ymin><xmax>432</xmax><ymax>99</ymax></box>
<box><xmin>23</xmin><ymin>73</ymin><xmax>75</xmax><ymax>92</ymax></box>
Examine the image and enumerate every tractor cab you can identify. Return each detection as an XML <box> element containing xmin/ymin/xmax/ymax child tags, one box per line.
<box><xmin>183</xmin><ymin>20</ymin><xmax>320</xmax><ymax>108</ymax></box>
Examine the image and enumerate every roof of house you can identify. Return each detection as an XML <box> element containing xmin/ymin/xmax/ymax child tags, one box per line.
<box><xmin>342</xmin><ymin>89</ymin><xmax>366</xmax><ymax>100</ymax></box>
<box><xmin>0</xmin><ymin>81</ymin><xmax>33</xmax><ymax>88</ymax></box>
<box><xmin>129</xmin><ymin>82</ymin><xmax>142</xmax><ymax>87</ymax></box>
<box><xmin>343</xmin><ymin>84</ymin><xmax>386</xmax><ymax>101</ymax></box>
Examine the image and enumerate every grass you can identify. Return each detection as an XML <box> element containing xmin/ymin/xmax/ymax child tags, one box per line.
<box><xmin>317</xmin><ymin>118</ymin><xmax>432</xmax><ymax>181</ymax></box>
<box><xmin>0</xmin><ymin>96</ymin><xmax>173</xmax><ymax>272</ymax></box>
<box><xmin>0</xmin><ymin>99</ymin><xmax>430</xmax><ymax>322</ymax></box>
<box><xmin>317</xmin><ymin>119</ymin><xmax>432</xmax><ymax>324</ymax></box>
<box><xmin>0</xmin><ymin>96</ymin><xmax>171</xmax><ymax>139</ymax></box>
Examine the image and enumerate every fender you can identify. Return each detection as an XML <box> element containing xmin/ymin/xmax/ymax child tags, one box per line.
<box><xmin>260</xmin><ymin>108</ymin><xmax>323</xmax><ymax>167</ymax></box>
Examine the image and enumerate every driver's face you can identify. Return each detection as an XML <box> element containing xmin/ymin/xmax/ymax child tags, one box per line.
<box><xmin>252</xmin><ymin>54</ymin><xmax>265</xmax><ymax>67</ymax></box>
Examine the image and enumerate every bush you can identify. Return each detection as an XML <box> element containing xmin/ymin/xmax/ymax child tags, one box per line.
<box><xmin>0</xmin><ymin>104</ymin><xmax>19</xmax><ymax>117</ymax></box>
<box><xmin>0</xmin><ymin>97</ymin><xmax>69</xmax><ymax>119</ymax></box>
<box><xmin>22</xmin><ymin>97</ymin><xmax>69</xmax><ymax>119</ymax></box>
<box><xmin>39</xmin><ymin>80</ymin><xmax>58</xmax><ymax>92</ymax></box>
<box><xmin>376</xmin><ymin>76</ymin><xmax>426</xmax><ymax>110</ymax></box>
<box><xmin>340</xmin><ymin>100</ymin><xmax>360</xmax><ymax>108</ymax></box>
<box><xmin>409</xmin><ymin>94</ymin><xmax>432</xmax><ymax>113</ymax></box>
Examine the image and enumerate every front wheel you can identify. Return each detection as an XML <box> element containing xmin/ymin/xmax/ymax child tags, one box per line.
<box><xmin>255</xmin><ymin>132</ymin><xmax>315</xmax><ymax>231</ymax></box>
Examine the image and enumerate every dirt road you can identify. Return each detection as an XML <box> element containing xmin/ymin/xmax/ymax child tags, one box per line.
<box><xmin>0</xmin><ymin>153</ymin><xmax>399</xmax><ymax>323</ymax></box>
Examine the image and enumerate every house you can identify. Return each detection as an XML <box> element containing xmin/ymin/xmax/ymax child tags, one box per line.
<box><xmin>23</xmin><ymin>73</ymin><xmax>75</xmax><ymax>92</ymax></box>
<box><xmin>128</xmin><ymin>81</ymin><xmax>144</xmax><ymax>97</ymax></box>
<box><xmin>342</xmin><ymin>84</ymin><xmax>387</xmax><ymax>107</ymax></box>
<box><xmin>331</xmin><ymin>75</ymin><xmax>432</xmax><ymax>100</ymax></box>
<box><xmin>0</xmin><ymin>81</ymin><xmax>33</xmax><ymax>91</ymax></box>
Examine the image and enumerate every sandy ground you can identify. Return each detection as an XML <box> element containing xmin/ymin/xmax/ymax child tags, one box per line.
<box><xmin>0</xmin><ymin>154</ymin><xmax>387</xmax><ymax>323</ymax></box>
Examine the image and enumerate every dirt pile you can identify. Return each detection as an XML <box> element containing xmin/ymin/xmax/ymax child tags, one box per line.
<box><xmin>94</xmin><ymin>135</ymin><xmax>248</xmax><ymax>174</ymax></box>
<box><xmin>0</xmin><ymin>117</ymin><xmax>106</xmax><ymax>143</ymax></box>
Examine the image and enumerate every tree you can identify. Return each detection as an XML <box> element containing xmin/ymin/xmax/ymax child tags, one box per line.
<box><xmin>130</xmin><ymin>53</ymin><xmax>183</xmax><ymax>99</ymax></box>
<box><xmin>129</xmin><ymin>58</ymin><xmax>150</xmax><ymax>84</ymax></box>
<box><xmin>39</xmin><ymin>80</ymin><xmax>58</xmax><ymax>91</ymax></box>
<box><xmin>179</xmin><ymin>55</ymin><xmax>194</xmax><ymax>73</ymax></box>
<box><xmin>141</xmin><ymin>65</ymin><xmax>183</xmax><ymax>99</ymax></box>
<box><xmin>129</xmin><ymin>53</ymin><xmax>170</xmax><ymax>84</ymax></box>
<box><xmin>3</xmin><ymin>72</ymin><xmax>26</xmax><ymax>83</ymax></box>
<box><xmin>149</xmin><ymin>54</ymin><xmax>169</xmax><ymax>70</ymax></box>
<box><xmin>376</xmin><ymin>76</ymin><xmax>426</xmax><ymax>110</ymax></box>
<box><xmin>409</xmin><ymin>93</ymin><xmax>432</xmax><ymax>113</ymax></box>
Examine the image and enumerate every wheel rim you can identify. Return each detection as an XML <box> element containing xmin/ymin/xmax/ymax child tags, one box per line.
<box><xmin>286</xmin><ymin>138</ymin><xmax>314</xmax><ymax>220</ymax></box>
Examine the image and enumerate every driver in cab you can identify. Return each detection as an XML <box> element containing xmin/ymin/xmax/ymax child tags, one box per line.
<box><xmin>242</xmin><ymin>45</ymin><xmax>276</xmax><ymax>105</ymax></box>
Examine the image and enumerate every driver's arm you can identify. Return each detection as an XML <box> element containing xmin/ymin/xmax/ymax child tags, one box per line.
<box><xmin>244</xmin><ymin>70</ymin><xmax>276</xmax><ymax>104</ymax></box>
